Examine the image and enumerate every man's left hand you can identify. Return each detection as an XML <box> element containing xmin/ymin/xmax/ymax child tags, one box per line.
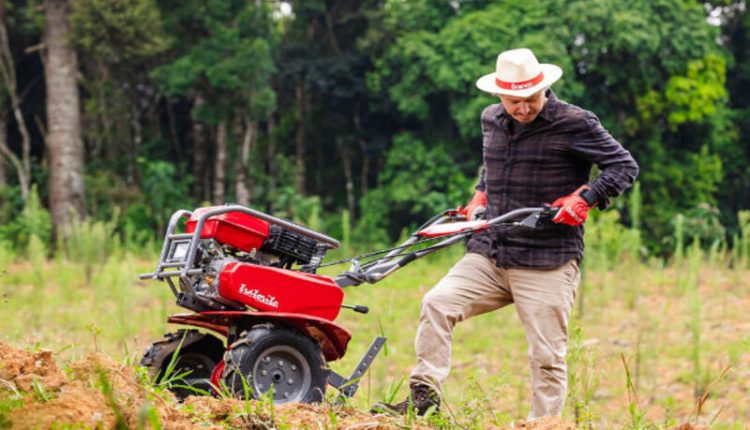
<box><xmin>551</xmin><ymin>185</ymin><xmax>597</xmax><ymax>226</ymax></box>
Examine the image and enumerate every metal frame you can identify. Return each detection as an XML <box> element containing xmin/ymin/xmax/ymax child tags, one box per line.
<box><xmin>140</xmin><ymin>205</ymin><xmax>341</xmax><ymax>283</ymax></box>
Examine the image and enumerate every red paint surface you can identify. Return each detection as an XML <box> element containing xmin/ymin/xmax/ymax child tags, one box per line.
<box><xmin>186</xmin><ymin>207</ymin><xmax>270</xmax><ymax>252</ymax></box>
<box><xmin>218</xmin><ymin>262</ymin><xmax>344</xmax><ymax>321</ymax></box>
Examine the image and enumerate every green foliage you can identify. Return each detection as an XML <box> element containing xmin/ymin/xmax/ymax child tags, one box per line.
<box><xmin>566</xmin><ymin>325</ymin><xmax>599</xmax><ymax>427</ymax></box>
<box><xmin>3</xmin><ymin>0</ymin><xmax>750</xmax><ymax>260</ymax></box>
<box><xmin>0</xmin><ymin>186</ymin><xmax>51</xmax><ymax>252</ymax></box>
<box><xmin>585</xmin><ymin>210</ymin><xmax>642</xmax><ymax>272</ymax></box>
<box><xmin>153</xmin><ymin>0</ymin><xmax>276</xmax><ymax>122</ymax></box>
<box><xmin>70</xmin><ymin>0</ymin><xmax>169</xmax><ymax>61</ymax></box>
<box><xmin>353</xmin><ymin>133</ymin><xmax>472</xmax><ymax>246</ymax></box>
<box><xmin>121</xmin><ymin>160</ymin><xmax>193</xmax><ymax>239</ymax></box>
<box><xmin>663</xmin><ymin>55</ymin><xmax>728</xmax><ymax>129</ymax></box>
<box><xmin>59</xmin><ymin>216</ymin><xmax>120</xmax><ymax>284</ymax></box>
<box><xmin>681</xmin><ymin>203</ymin><xmax>726</xmax><ymax>247</ymax></box>
<box><xmin>371</xmin><ymin>0</ymin><xmax>582</xmax><ymax>140</ymax></box>
<box><xmin>736</xmin><ymin>210</ymin><xmax>750</xmax><ymax>269</ymax></box>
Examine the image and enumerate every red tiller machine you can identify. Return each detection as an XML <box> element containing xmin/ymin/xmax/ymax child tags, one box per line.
<box><xmin>140</xmin><ymin>204</ymin><xmax>557</xmax><ymax>403</ymax></box>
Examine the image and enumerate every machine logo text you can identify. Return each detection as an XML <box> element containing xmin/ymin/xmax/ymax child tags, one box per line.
<box><xmin>239</xmin><ymin>284</ymin><xmax>280</xmax><ymax>308</ymax></box>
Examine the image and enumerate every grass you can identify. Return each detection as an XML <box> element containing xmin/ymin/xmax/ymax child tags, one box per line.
<box><xmin>1</xmin><ymin>220</ymin><xmax>749</xmax><ymax>428</ymax></box>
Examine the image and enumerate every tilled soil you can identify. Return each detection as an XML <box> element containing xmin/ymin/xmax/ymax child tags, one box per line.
<box><xmin>0</xmin><ymin>341</ymin><xmax>444</xmax><ymax>429</ymax></box>
<box><xmin>0</xmin><ymin>340</ymin><xmax>626</xmax><ymax>429</ymax></box>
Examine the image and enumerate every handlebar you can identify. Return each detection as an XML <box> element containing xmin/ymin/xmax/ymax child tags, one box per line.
<box><xmin>334</xmin><ymin>206</ymin><xmax>560</xmax><ymax>287</ymax></box>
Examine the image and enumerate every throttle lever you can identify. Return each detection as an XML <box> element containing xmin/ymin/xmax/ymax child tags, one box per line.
<box><xmin>342</xmin><ymin>304</ymin><xmax>369</xmax><ymax>314</ymax></box>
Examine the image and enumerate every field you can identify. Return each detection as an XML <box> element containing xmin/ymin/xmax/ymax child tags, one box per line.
<box><xmin>1</xmin><ymin>220</ymin><xmax>749</xmax><ymax>429</ymax></box>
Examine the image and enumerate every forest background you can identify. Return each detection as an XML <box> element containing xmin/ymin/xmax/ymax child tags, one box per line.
<box><xmin>2</xmin><ymin>1</ymin><xmax>750</xmax><ymax>428</ymax></box>
<box><xmin>0</xmin><ymin>0</ymin><xmax>748</xmax><ymax>254</ymax></box>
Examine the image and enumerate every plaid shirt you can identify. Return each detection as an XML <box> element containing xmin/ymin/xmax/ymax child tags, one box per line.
<box><xmin>466</xmin><ymin>90</ymin><xmax>639</xmax><ymax>268</ymax></box>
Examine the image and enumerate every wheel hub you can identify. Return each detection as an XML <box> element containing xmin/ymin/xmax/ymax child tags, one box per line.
<box><xmin>252</xmin><ymin>345</ymin><xmax>311</xmax><ymax>403</ymax></box>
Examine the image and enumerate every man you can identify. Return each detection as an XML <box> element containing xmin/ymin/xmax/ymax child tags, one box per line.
<box><xmin>373</xmin><ymin>48</ymin><xmax>639</xmax><ymax>419</ymax></box>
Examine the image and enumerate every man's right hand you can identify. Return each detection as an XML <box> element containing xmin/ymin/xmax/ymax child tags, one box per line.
<box><xmin>458</xmin><ymin>191</ymin><xmax>487</xmax><ymax>220</ymax></box>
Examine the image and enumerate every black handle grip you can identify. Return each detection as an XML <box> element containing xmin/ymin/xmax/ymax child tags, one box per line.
<box><xmin>342</xmin><ymin>304</ymin><xmax>370</xmax><ymax>314</ymax></box>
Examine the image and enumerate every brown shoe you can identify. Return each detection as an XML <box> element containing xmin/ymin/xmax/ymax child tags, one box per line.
<box><xmin>370</xmin><ymin>384</ymin><xmax>440</xmax><ymax>416</ymax></box>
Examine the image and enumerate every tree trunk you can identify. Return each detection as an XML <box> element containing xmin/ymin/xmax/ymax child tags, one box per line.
<box><xmin>191</xmin><ymin>95</ymin><xmax>209</xmax><ymax>202</ymax></box>
<box><xmin>267</xmin><ymin>113</ymin><xmax>277</xmax><ymax>213</ymax></box>
<box><xmin>338</xmin><ymin>139</ymin><xmax>355</xmax><ymax>221</ymax></box>
<box><xmin>128</xmin><ymin>111</ymin><xmax>141</xmax><ymax>186</ymax></box>
<box><xmin>353</xmin><ymin>110</ymin><xmax>369</xmax><ymax>198</ymax></box>
<box><xmin>213</xmin><ymin>119</ymin><xmax>227</xmax><ymax>204</ymax></box>
<box><xmin>44</xmin><ymin>0</ymin><xmax>85</xmax><ymax>233</ymax></box>
<box><xmin>294</xmin><ymin>78</ymin><xmax>306</xmax><ymax>195</ymax></box>
<box><xmin>0</xmin><ymin>2</ymin><xmax>30</xmax><ymax>200</ymax></box>
<box><xmin>0</xmin><ymin>112</ymin><xmax>7</xmax><ymax>187</ymax></box>
<box><xmin>234</xmin><ymin>116</ymin><xmax>255</xmax><ymax>207</ymax></box>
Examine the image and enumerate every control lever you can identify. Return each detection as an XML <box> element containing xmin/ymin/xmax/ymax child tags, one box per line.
<box><xmin>342</xmin><ymin>304</ymin><xmax>369</xmax><ymax>314</ymax></box>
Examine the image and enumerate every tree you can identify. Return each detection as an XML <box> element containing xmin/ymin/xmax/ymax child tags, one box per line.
<box><xmin>70</xmin><ymin>0</ymin><xmax>169</xmax><ymax>187</ymax></box>
<box><xmin>44</xmin><ymin>0</ymin><xmax>85</xmax><ymax>233</ymax></box>
<box><xmin>367</xmin><ymin>0</ymin><xmax>734</xmax><ymax>251</ymax></box>
<box><xmin>155</xmin><ymin>0</ymin><xmax>276</xmax><ymax>205</ymax></box>
<box><xmin>0</xmin><ymin>1</ymin><xmax>31</xmax><ymax>200</ymax></box>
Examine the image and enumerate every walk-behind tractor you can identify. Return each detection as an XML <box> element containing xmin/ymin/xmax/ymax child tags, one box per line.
<box><xmin>140</xmin><ymin>204</ymin><xmax>558</xmax><ymax>403</ymax></box>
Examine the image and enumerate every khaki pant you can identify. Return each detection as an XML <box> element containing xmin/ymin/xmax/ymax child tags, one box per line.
<box><xmin>409</xmin><ymin>252</ymin><xmax>580</xmax><ymax>419</ymax></box>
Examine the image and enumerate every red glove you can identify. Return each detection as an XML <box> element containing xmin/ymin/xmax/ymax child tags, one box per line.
<box><xmin>458</xmin><ymin>191</ymin><xmax>487</xmax><ymax>220</ymax></box>
<box><xmin>551</xmin><ymin>185</ymin><xmax>597</xmax><ymax>226</ymax></box>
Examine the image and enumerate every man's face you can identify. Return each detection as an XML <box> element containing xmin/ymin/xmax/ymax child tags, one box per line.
<box><xmin>499</xmin><ymin>90</ymin><xmax>547</xmax><ymax>123</ymax></box>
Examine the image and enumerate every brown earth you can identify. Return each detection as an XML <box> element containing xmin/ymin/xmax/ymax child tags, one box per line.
<box><xmin>8</xmin><ymin>340</ymin><xmax>707</xmax><ymax>429</ymax></box>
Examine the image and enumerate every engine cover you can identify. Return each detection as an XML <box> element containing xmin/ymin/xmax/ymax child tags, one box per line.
<box><xmin>218</xmin><ymin>261</ymin><xmax>344</xmax><ymax>321</ymax></box>
<box><xmin>186</xmin><ymin>207</ymin><xmax>270</xmax><ymax>252</ymax></box>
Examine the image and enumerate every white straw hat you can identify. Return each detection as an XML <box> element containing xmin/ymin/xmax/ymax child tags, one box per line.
<box><xmin>476</xmin><ymin>48</ymin><xmax>562</xmax><ymax>97</ymax></box>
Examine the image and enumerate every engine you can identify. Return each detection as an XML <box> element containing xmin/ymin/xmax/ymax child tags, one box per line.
<box><xmin>159</xmin><ymin>206</ymin><xmax>344</xmax><ymax>321</ymax></box>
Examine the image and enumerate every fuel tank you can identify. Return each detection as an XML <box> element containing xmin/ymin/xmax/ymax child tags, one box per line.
<box><xmin>185</xmin><ymin>207</ymin><xmax>270</xmax><ymax>252</ymax></box>
<box><xmin>218</xmin><ymin>261</ymin><xmax>344</xmax><ymax>321</ymax></box>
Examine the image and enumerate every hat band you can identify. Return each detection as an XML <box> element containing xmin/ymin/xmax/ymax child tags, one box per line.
<box><xmin>495</xmin><ymin>72</ymin><xmax>544</xmax><ymax>91</ymax></box>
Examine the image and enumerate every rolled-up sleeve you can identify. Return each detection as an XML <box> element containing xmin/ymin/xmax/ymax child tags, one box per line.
<box><xmin>571</xmin><ymin>112</ymin><xmax>639</xmax><ymax>209</ymax></box>
<box><xmin>476</xmin><ymin>166</ymin><xmax>486</xmax><ymax>192</ymax></box>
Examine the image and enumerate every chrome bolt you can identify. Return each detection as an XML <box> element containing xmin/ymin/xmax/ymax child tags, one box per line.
<box><xmin>278</xmin><ymin>360</ymin><xmax>284</xmax><ymax>366</ymax></box>
<box><xmin>258</xmin><ymin>383</ymin><xmax>264</xmax><ymax>389</ymax></box>
<box><xmin>290</xmin><ymin>365</ymin><xmax>297</xmax><ymax>371</ymax></box>
<box><xmin>284</xmin><ymin>392</ymin><xmax>289</xmax><ymax>398</ymax></box>
<box><xmin>263</xmin><ymin>356</ymin><xmax>271</xmax><ymax>363</ymax></box>
<box><xmin>287</xmin><ymin>379</ymin><xmax>293</xmax><ymax>385</ymax></box>
<box><xmin>261</xmin><ymin>370</ymin><xmax>267</xmax><ymax>376</ymax></box>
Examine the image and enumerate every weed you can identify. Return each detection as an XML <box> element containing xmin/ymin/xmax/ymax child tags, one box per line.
<box><xmin>96</xmin><ymin>368</ymin><xmax>128</xmax><ymax>429</ymax></box>
<box><xmin>381</xmin><ymin>376</ymin><xmax>406</xmax><ymax>405</ymax></box>
<box><xmin>566</xmin><ymin>325</ymin><xmax>599</xmax><ymax>428</ymax></box>
<box><xmin>690</xmin><ymin>365</ymin><xmax>730</xmax><ymax>423</ymax></box>
<box><xmin>674</xmin><ymin>214</ymin><xmax>685</xmax><ymax>269</ymax></box>
<box><xmin>85</xmin><ymin>322</ymin><xmax>103</xmax><ymax>353</ymax></box>
<box><xmin>620</xmin><ymin>354</ymin><xmax>652</xmax><ymax>430</ymax></box>
<box><xmin>738</xmin><ymin>211</ymin><xmax>750</xmax><ymax>269</ymax></box>
<box><xmin>0</xmin><ymin>394</ymin><xmax>24</xmax><ymax>429</ymax></box>
<box><xmin>30</xmin><ymin>377</ymin><xmax>52</xmax><ymax>403</ymax></box>
<box><xmin>136</xmin><ymin>401</ymin><xmax>162</xmax><ymax>430</ymax></box>
<box><xmin>60</xmin><ymin>216</ymin><xmax>120</xmax><ymax>285</ymax></box>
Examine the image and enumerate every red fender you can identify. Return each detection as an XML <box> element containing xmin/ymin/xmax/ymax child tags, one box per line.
<box><xmin>166</xmin><ymin>311</ymin><xmax>352</xmax><ymax>362</ymax></box>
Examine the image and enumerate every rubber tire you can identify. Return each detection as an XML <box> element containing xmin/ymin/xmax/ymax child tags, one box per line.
<box><xmin>223</xmin><ymin>326</ymin><xmax>327</xmax><ymax>403</ymax></box>
<box><xmin>140</xmin><ymin>329</ymin><xmax>224</xmax><ymax>399</ymax></box>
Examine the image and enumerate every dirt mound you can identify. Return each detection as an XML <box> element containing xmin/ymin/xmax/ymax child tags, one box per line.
<box><xmin>0</xmin><ymin>341</ymin><xmax>434</xmax><ymax>429</ymax></box>
<box><xmin>497</xmin><ymin>416</ymin><xmax>576</xmax><ymax>430</ymax></box>
<box><xmin>184</xmin><ymin>396</ymin><xmax>429</xmax><ymax>429</ymax></box>
<box><xmin>0</xmin><ymin>341</ymin><xmax>703</xmax><ymax>429</ymax></box>
<box><xmin>669</xmin><ymin>424</ymin><xmax>711</xmax><ymax>430</ymax></box>
<box><xmin>0</xmin><ymin>342</ymin><xmax>201</xmax><ymax>429</ymax></box>
<box><xmin>0</xmin><ymin>342</ymin><xmax>66</xmax><ymax>393</ymax></box>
